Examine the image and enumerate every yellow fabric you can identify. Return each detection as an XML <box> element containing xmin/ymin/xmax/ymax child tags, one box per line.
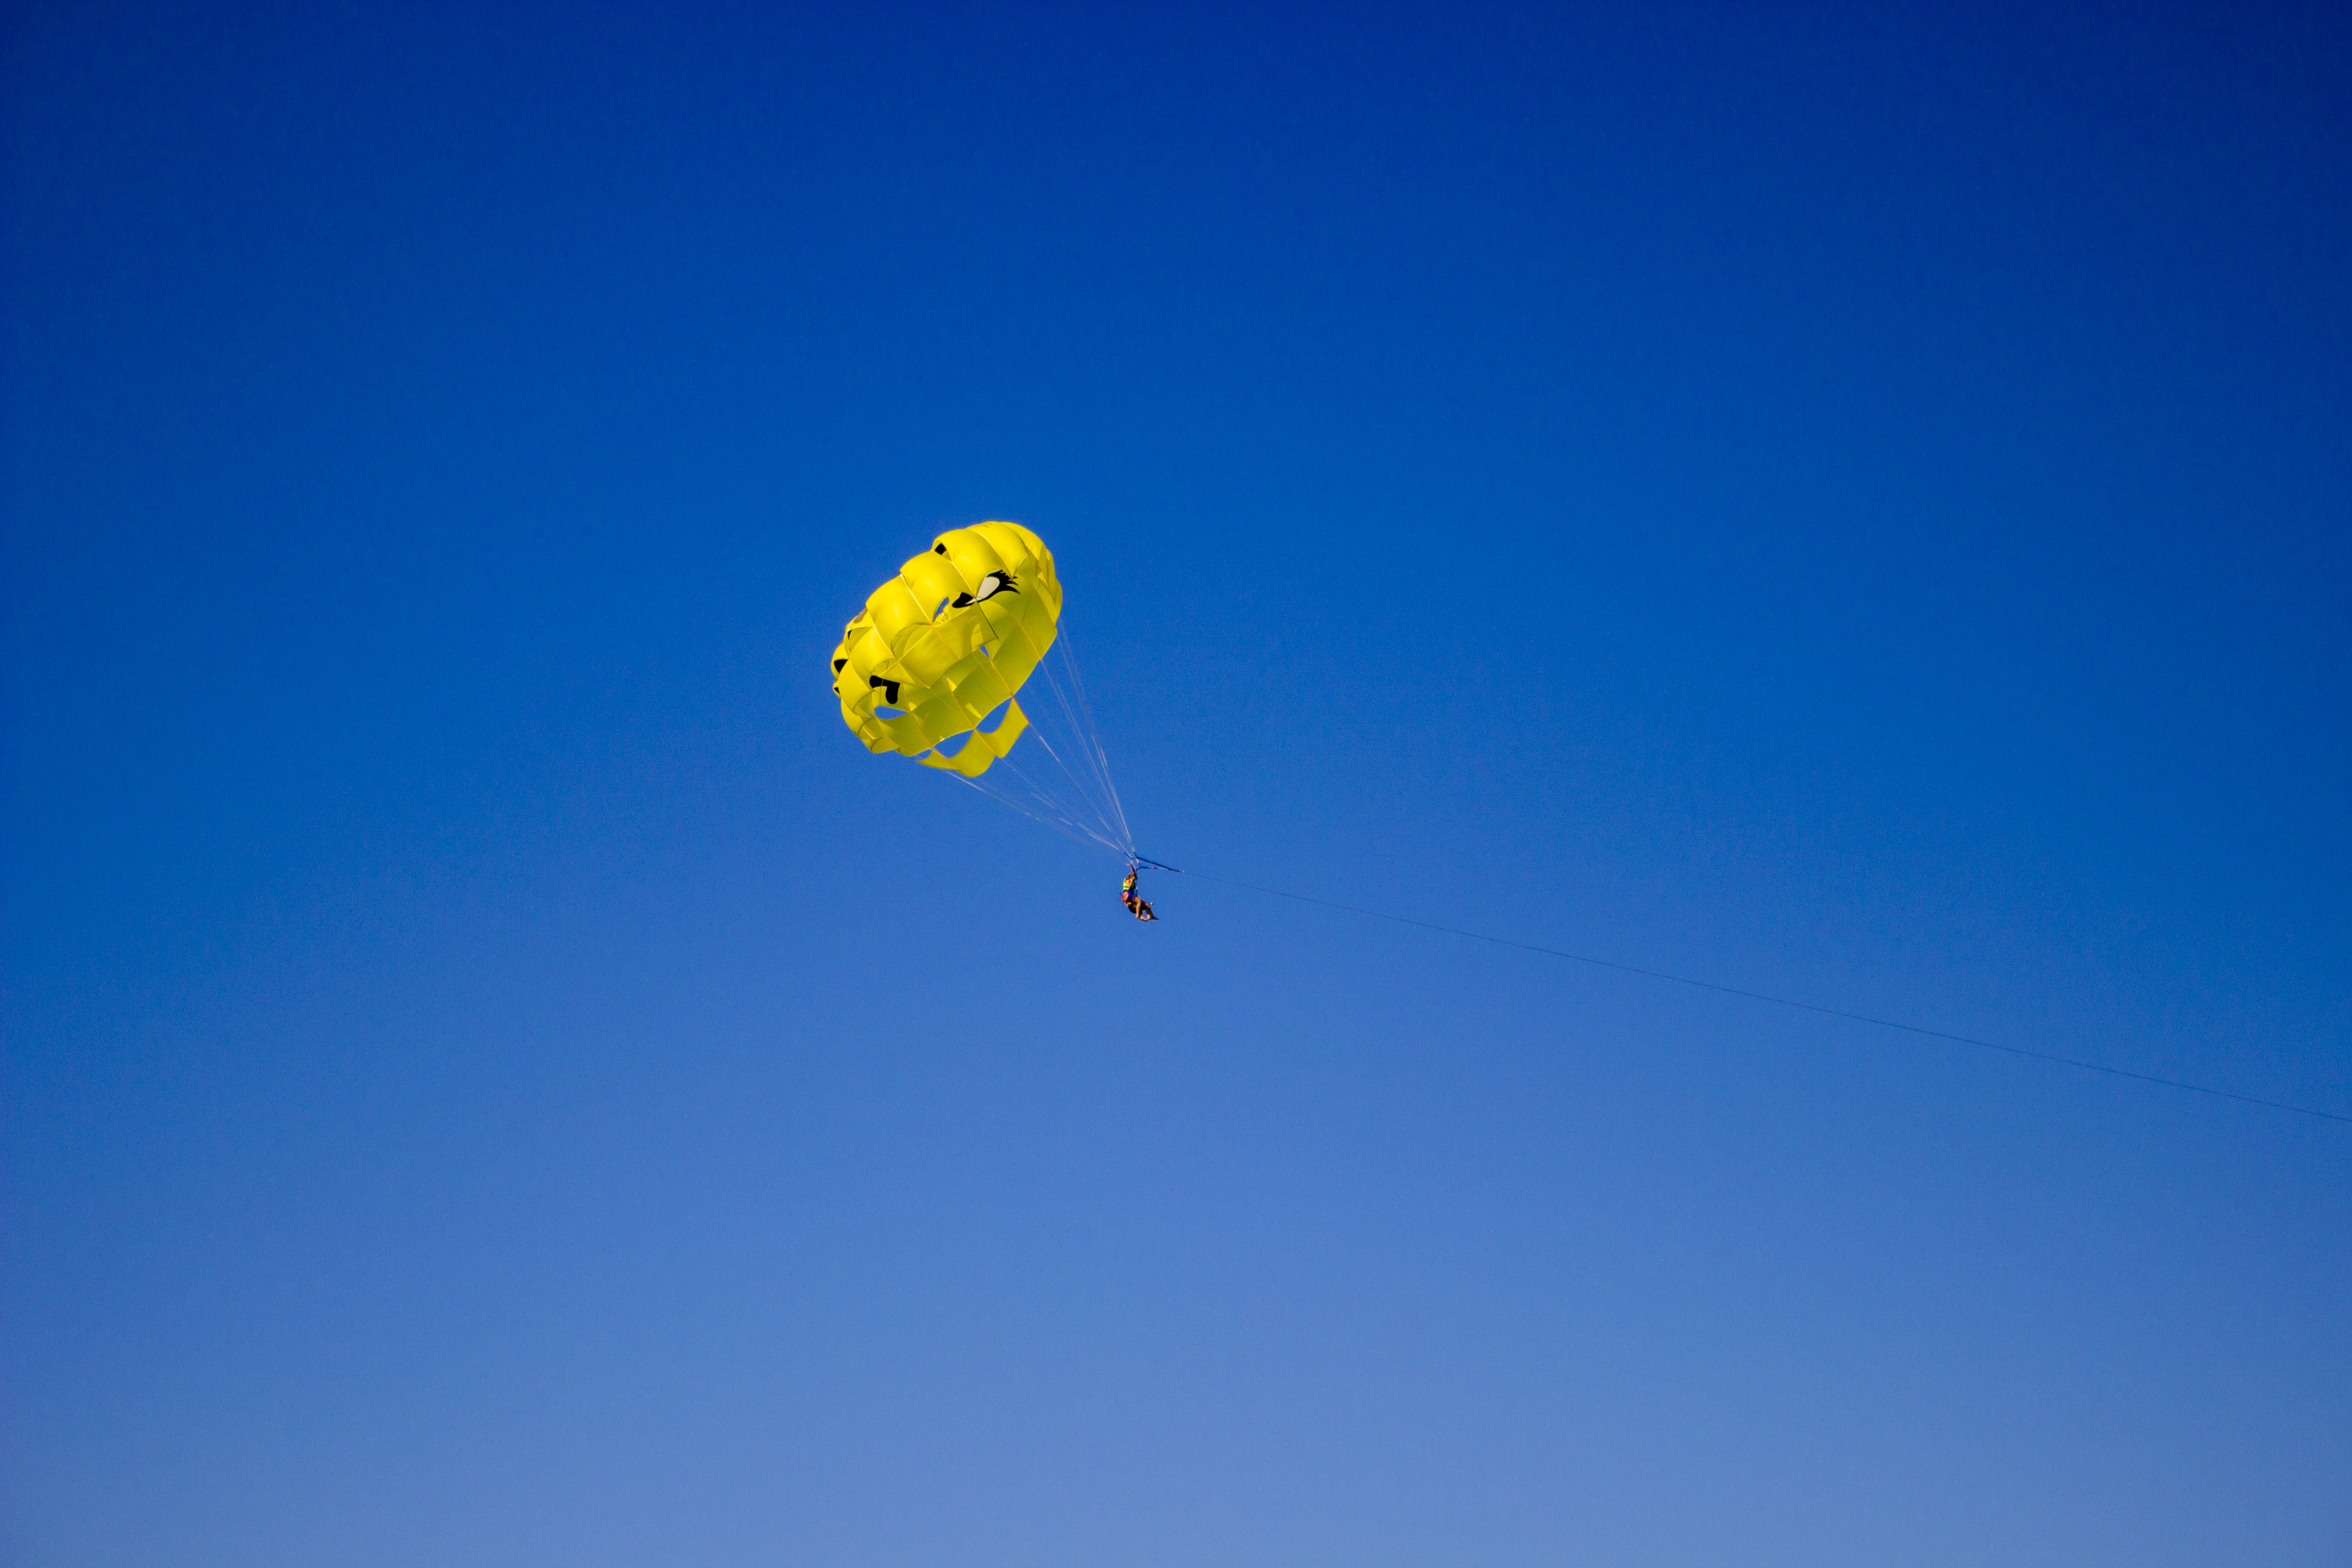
<box><xmin>829</xmin><ymin>521</ymin><xmax>1062</xmax><ymax>778</ymax></box>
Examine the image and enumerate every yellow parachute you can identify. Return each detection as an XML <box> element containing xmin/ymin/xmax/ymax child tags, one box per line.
<box><xmin>829</xmin><ymin>521</ymin><xmax>1063</xmax><ymax>779</ymax></box>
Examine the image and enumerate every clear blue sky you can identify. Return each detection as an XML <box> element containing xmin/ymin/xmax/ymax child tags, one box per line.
<box><xmin>6</xmin><ymin>4</ymin><xmax>2348</xmax><ymax>1563</ymax></box>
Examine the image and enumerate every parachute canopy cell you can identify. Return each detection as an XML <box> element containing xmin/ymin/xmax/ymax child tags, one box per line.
<box><xmin>829</xmin><ymin>522</ymin><xmax>1062</xmax><ymax>779</ymax></box>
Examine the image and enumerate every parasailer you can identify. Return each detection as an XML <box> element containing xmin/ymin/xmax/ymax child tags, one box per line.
<box><xmin>1122</xmin><ymin>865</ymin><xmax>1158</xmax><ymax>921</ymax></box>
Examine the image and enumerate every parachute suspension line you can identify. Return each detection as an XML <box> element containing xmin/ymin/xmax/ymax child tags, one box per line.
<box><xmin>1041</xmin><ymin>625</ymin><xmax>1128</xmax><ymax>848</ymax></box>
<box><xmin>944</xmin><ymin>633</ymin><xmax>1132</xmax><ymax>862</ymax></box>
<box><xmin>1029</xmin><ymin>665</ymin><xmax>1103</xmax><ymax>835</ymax></box>
<box><xmin>1049</xmin><ymin>624</ymin><xmax>1134</xmax><ymax>855</ymax></box>
<box><xmin>956</xmin><ymin>739</ymin><xmax>1126</xmax><ymax>856</ymax></box>
<box><xmin>1130</xmin><ymin>859</ymin><xmax>2352</xmax><ymax>1127</ymax></box>
<box><xmin>1019</xmin><ymin>719</ymin><xmax>1120</xmax><ymax>850</ymax></box>
<box><xmin>950</xmin><ymin>767</ymin><xmax>1123</xmax><ymax>856</ymax></box>
<box><xmin>1031</xmin><ymin>632</ymin><xmax>1130</xmax><ymax>857</ymax></box>
<box><xmin>998</xmin><ymin>744</ymin><xmax>1123</xmax><ymax>855</ymax></box>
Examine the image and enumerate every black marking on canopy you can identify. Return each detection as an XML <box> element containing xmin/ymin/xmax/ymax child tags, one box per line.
<box><xmin>951</xmin><ymin>571</ymin><xmax>1016</xmax><ymax>609</ymax></box>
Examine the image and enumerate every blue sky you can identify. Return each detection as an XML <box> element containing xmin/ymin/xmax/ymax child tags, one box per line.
<box><xmin>5</xmin><ymin>3</ymin><xmax>2348</xmax><ymax>1563</ymax></box>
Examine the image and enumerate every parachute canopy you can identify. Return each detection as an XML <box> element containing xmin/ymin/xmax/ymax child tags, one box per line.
<box><xmin>829</xmin><ymin>521</ymin><xmax>1136</xmax><ymax>858</ymax></box>
<box><xmin>830</xmin><ymin>521</ymin><xmax>1061</xmax><ymax>779</ymax></box>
